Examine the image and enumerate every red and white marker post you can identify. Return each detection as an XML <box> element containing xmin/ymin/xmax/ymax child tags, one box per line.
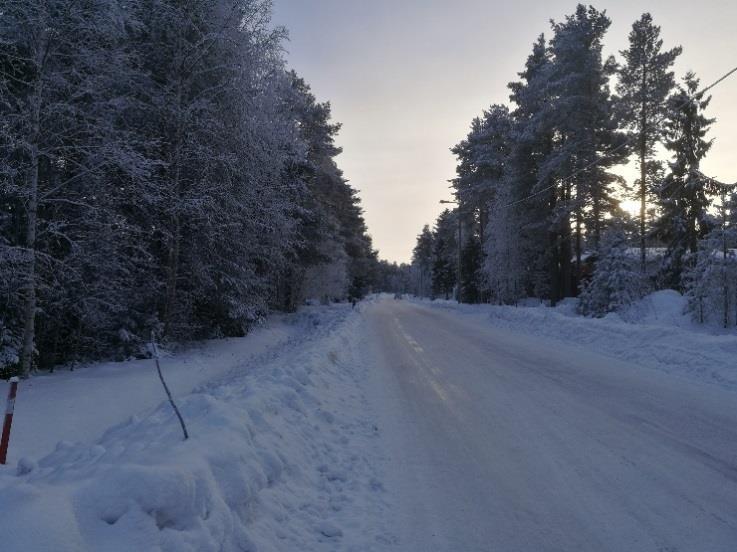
<box><xmin>0</xmin><ymin>377</ymin><xmax>19</xmax><ymax>465</ymax></box>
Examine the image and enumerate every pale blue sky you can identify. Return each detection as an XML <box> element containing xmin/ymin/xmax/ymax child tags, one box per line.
<box><xmin>272</xmin><ymin>1</ymin><xmax>737</xmax><ymax>263</ymax></box>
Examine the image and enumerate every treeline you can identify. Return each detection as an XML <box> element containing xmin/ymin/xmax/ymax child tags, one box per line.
<box><xmin>0</xmin><ymin>0</ymin><xmax>379</xmax><ymax>377</ymax></box>
<box><xmin>409</xmin><ymin>4</ymin><xmax>737</xmax><ymax>328</ymax></box>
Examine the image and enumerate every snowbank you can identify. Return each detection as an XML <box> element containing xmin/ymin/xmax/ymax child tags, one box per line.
<box><xmin>620</xmin><ymin>289</ymin><xmax>692</xmax><ymax>327</ymax></box>
<box><xmin>0</xmin><ymin>304</ymin><xmax>391</xmax><ymax>551</ymax></box>
<box><xmin>415</xmin><ymin>292</ymin><xmax>737</xmax><ymax>390</ymax></box>
<box><xmin>0</xmin><ymin>314</ymin><xmax>299</xmax><ymax>463</ymax></box>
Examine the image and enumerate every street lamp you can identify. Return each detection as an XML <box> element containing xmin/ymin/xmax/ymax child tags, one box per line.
<box><xmin>440</xmin><ymin>199</ymin><xmax>462</xmax><ymax>303</ymax></box>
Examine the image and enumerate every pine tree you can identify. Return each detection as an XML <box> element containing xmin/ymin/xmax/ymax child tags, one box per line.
<box><xmin>460</xmin><ymin>237</ymin><xmax>484</xmax><ymax>304</ymax></box>
<box><xmin>546</xmin><ymin>4</ymin><xmax>627</xmax><ymax>288</ymax></box>
<box><xmin>654</xmin><ymin>72</ymin><xmax>716</xmax><ymax>289</ymax></box>
<box><xmin>505</xmin><ymin>34</ymin><xmax>558</xmax><ymax>302</ymax></box>
<box><xmin>412</xmin><ymin>225</ymin><xmax>435</xmax><ymax>298</ymax></box>
<box><xmin>452</xmin><ymin>105</ymin><xmax>512</xmax><ymax>303</ymax></box>
<box><xmin>617</xmin><ymin>13</ymin><xmax>681</xmax><ymax>272</ymax></box>
<box><xmin>431</xmin><ymin>210</ymin><xmax>458</xmax><ymax>300</ymax></box>
<box><xmin>452</xmin><ymin>105</ymin><xmax>511</xmax><ymax>240</ymax></box>
<box><xmin>283</xmin><ymin>72</ymin><xmax>378</xmax><ymax>307</ymax></box>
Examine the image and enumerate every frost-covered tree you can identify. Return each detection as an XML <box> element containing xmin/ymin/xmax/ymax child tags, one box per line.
<box><xmin>412</xmin><ymin>225</ymin><xmax>435</xmax><ymax>298</ymax></box>
<box><xmin>485</xmin><ymin>184</ymin><xmax>524</xmax><ymax>305</ymax></box>
<box><xmin>579</xmin><ymin>227</ymin><xmax>644</xmax><ymax>317</ymax></box>
<box><xmin>684</xmin><ymin>188</ymin><xmax>737</xmax><ymax>327</ymax></box>
<box><xmin>503</xmin><ymin>35</ymin><xmax>560</xmax><ymax>302</ymax></box>
<box><xmin>654</xmin><ymin>72</ymin><xmax>716</xmax><ymax>289</ymax></box>
<box><xmin>432</xmin><ymin>210</ymin><xmax>458</xmax><ymax>300</ymax></box>
<box><xmin>0</xmin><ymin>0</ymin><xmax>380</xmax><ymax>374</ymax></box>
<box><xmin>617</xmin><ymin>13</ymin><xmax>681</xmax><ymax>271</ymax></box>
<box><xmin>546</xmin><ymin>5</ymin><xmax>627</xmax><ymax>281</ymax></box>
<box><xmin>126</xmin><ymin>0</ymin><xmax>299</xmax><ymax>337</ymax></box>
<box><xmin>282</xmin><ymin>72</ymin><xmax>377</xmax><ymax>308</ymax></box>
<box><xmin>452</xmin><ymin>105</ymin><xmax>512</xmax><ymax>302</ymax></box>
<box><xmin>0</xmin><ymin>0</ymin><xmax>151</xmax><ymax>375</ymax></box>
<box><xmin>684</xmin><ymin>233</ymin><xmax>737</xmax><ymax>328</ymax></box>
<box><xmin>452</xmin><ymin>105</ymin><xmax>512</xmax><ymax>239</ymax></box>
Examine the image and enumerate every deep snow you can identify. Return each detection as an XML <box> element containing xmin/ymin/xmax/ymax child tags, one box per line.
<box><xmin>0</xmin><ymin>304</ymin><xmax>395</xmax><ymax>551</ymax></box>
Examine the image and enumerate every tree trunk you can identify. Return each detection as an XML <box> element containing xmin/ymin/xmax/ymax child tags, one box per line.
<box><xmin>640</xmin><ymin>69</ymin><xmax>648</xmax><ymax>273</ymax></box>
<box><xmin>639</xmin><ymin>136</ymin><xmax>647</xmax><ymax>272</ymax></box>
<box><xmin>575</xmin><ymin>208</ymin><xmax>582</xmax><ymax>293</ymax></box>
<box><xmin>19</xmin><ymin>72</ymin><xmax>43</xmax><ymax>378</ymax></box>
<box><xmin>561</xmin><ymin>182</ymin><xmax>573</xmax><ymax>297</ymax></box>
<box><xmin>163</xmin><ymin>213</ymin><xmax>181</xmax><ymax>335</ymax></box>
<box><xmin>592</xmin><ymin>187</ymin><xmax>601</xmax><ymax>249</ymax></box>
<box><xmin>19</xmin><ymin>144</ymin><xmax>39</xmax><ymax>378</ymax></box>
<box><xmin>722</xmin><ymin>191</ymin><xmax>729</xmax><ymax>329</ymax></box>
<box><xmin>548</xmin><ymin>188</ymin><xmax>560</xmax><ymax>306</ymax></box>
<box><xmin>163</xmin><ymin>74</ymin><xmax>185</xmax><ymax>336</ymax></box>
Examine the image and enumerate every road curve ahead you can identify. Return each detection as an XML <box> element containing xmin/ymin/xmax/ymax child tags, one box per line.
<box><xmin>362</xmin><ymin>298</ymin><xmax>737</xmax><ymax>552</ymax></box>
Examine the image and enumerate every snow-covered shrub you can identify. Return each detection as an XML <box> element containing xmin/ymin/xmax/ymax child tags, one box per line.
<box><xmin>579</xmin><ymin>228</ymin><xmax>645</xmax><ymax>317</ymax></box>
<box><xmin>683</xmin><ymin>229</ymin><xmax>737</xmax><ymax>328</ymax></box>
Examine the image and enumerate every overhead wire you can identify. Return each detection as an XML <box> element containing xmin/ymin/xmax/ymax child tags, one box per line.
<box><xmin>498</xmin><ymin>63</ymin><xmax>737</xmax><ymax>210</ymax></box>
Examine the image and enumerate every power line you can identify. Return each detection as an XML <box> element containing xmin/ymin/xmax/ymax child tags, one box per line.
<box><xmin>499</xmin><ymin>63</ymin><xmax>737</xmax><ymax>210</ymax></box>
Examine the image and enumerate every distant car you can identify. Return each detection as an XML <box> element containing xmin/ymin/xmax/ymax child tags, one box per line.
<box><xmin>394</xmin><ymin>293</ymin><xmax>403</xmax><ymax>300</ymax></box>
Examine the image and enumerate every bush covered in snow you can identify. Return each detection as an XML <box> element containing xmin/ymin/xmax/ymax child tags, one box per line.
<box><xmin>579</xmin><ymin>228</ymin><xmax>646</xmax><ymax>317</ymax></box>
<box><xmin>683</xmin><ymin>229</ymin><xmax>737</xmax><ymax>328</ymax></box>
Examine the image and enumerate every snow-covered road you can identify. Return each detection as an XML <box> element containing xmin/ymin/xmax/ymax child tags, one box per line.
<box><xmin>363</xmin><ymin>298</ymin><xmax>737</xmax><ymax>551</ymax></box>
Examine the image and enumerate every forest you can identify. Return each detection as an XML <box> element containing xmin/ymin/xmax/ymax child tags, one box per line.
<box><xmin>402</xmin><ymin>5</ymin><xmax>737</xmax><ymax>328</ymax></box>
<box><xmin>0</xmin><ymin>0</ymin><xmax>381</xmax><ymax>378</ymax></box>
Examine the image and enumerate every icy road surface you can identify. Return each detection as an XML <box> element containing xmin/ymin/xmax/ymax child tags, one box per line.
<box><xmin>364</xmin><ymin>298</ymin><xmax>737</xmax><ymax>551</ymax></box>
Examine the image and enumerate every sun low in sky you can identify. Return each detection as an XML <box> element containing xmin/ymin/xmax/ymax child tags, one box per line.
<box><xmin>272</xmin><ymin>0</ymin><xmax>737</xmax><ymax>263</ymax></box>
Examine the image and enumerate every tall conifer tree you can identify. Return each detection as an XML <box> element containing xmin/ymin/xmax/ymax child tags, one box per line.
<box><xmin>617</xmin><ymin>13</ymin><xmax>681</xmax><ymax>271</ymax></box>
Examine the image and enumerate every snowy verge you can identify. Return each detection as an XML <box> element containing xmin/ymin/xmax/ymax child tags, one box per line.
<box><xmin>412</xmin><ymin>292</ymin><xmax>737</xmax><ymax>390</ymax></box>
<box><xmin>0</xmin><ymin>304</ymin><xmax>392</xmax><ymax>551</ymax></box>
<box><xmin>0</xmin><ymin>310</ymin><xmax>325</xmax><ymax>463</ymax></box>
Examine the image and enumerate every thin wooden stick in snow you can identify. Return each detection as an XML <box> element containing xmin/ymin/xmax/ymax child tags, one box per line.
<box><xmin>150</xmin><ymin>332</ymin><xmax>189</xmax><ymax>441</ymax></box>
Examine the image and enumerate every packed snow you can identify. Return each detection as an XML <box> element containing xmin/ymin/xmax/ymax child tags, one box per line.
<box><xmin>363</xmin><ymin>296</ymin><xmax>737</xmax><ymax>550</ymax></box>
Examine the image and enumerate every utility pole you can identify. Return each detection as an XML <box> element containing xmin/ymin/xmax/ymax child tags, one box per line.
<box><xmin>440</xmin><ymin>199</ymin><xmax>462</xmax><ymax>303</ymax></box>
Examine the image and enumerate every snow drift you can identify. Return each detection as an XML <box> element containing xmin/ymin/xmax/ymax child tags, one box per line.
<box><xmin>0</xmin><ymin>305</ymin><xmax>391</xmax><ymax>552</ymax></box>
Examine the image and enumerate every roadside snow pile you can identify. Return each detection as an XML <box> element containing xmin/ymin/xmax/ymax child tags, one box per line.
<box><xmin>619</xmin><ymin>289</ymin><xmax>691</xmax><ymax>327</ymax></box>
<box><xmin>1</xmin><ymin>313</ymin><xmax>300</xmax><ymax>463</ymax></box>
<box><xmin>420</xmin><ymin>292</ymin><xmax>737</xmax><ymax>389</ymax></box>
<box><xmin>0</xmin><ymin>305</ymin><xmax>392</xmax><ymax>552</ymax></box>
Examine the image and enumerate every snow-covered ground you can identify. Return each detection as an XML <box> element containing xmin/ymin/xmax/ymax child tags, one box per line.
<box><xmin>2</xmin><ymin>316</ymin><xmax>296</xmax><ymax>463</ymax></box>
<box><xmin>1</xmin><ymin>295</ymin><xmax>736</xmax><ymax>551</ymax></box>
<box><xmin>0</xmin><ymin>304</ymin><xmax>394</xmax><ymax>551</ymax></box>
<box><xmin>413</xmin><ymin>290</ymin><xmax>737</xmax><ymax>390</ymax></box>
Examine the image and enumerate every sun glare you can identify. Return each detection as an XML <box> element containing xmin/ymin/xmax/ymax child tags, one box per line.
<box><xmin>620</xmin><ymin>200</ymin><xmax>640</xmax><ymax>218</ymax></box>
